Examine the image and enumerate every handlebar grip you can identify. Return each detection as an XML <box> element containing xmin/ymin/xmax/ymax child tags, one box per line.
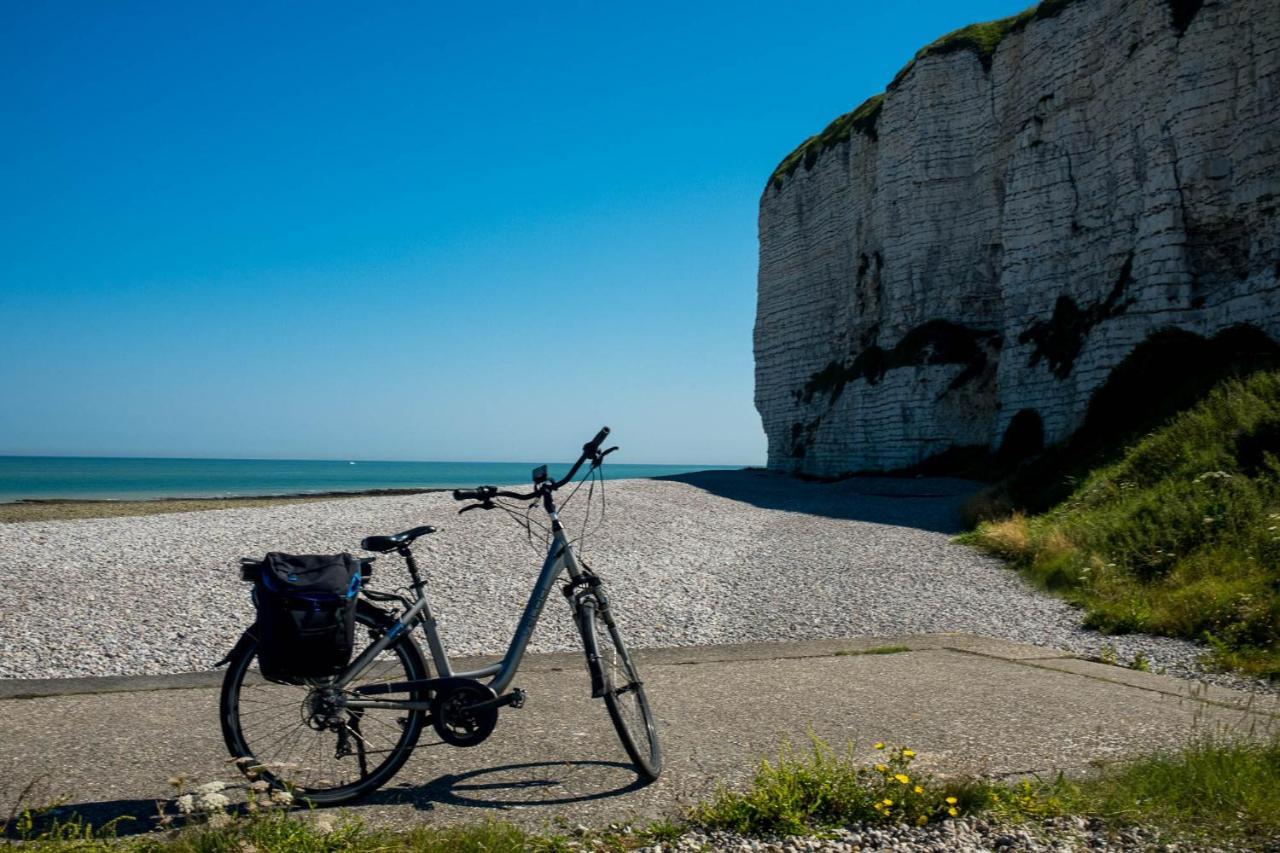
<box><xmin>584</xmin><ymin>426</ymin><xmax>610</xmax><ymax>456</ymax></box>
<box><xmin>452</xmin><ymin>486</ymin><xmax>497</xmax><ymax>502</ymax></box>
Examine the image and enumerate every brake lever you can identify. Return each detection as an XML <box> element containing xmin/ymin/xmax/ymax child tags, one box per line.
<box><xmin>592</xmin><ymin>446</ymin><xmax>619</xmax><ymax>466</ymax></box>
<box><xmin>459</xmin><ymin>501</ymin><xmax>495</xmax><ymax>514</ymax></box>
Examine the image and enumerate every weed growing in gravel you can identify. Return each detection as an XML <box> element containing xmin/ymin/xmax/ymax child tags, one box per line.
<box><xmin>689</xmin><ymin>737</ymin><xmax>977</xmax><ymax>836</ymax></box>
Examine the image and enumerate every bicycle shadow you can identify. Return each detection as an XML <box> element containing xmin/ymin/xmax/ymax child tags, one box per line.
<box><xmin>367</xmin><ymin>759</ymin><xmax>649</xmax><ymax>811</ymax></box>
<box><xmin>1</xmin><ymin>797</ymin><xmax>207</xmax><ymax>840</ymax></box>
<box><xmin>656</xmin><ymin>468</ymin><xmax>978</xmax><ymax>534</ymax></box>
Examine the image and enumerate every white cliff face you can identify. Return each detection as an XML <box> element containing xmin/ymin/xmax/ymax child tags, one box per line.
<box><xmin>756</xmin><ymin>0</ymin><xmax>1280</xmax><ymax>475</ymax></box>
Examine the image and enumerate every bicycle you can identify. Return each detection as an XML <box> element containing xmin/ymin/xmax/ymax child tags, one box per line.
<box><xmin>217</xmin><ymin>427</ymin><xmax>662</xmax><ymax>805</ymax></box>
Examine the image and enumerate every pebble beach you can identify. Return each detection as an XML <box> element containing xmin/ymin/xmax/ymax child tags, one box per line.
<box><xmin>0</xmin><ymin>470</ymin><xmax>1266</xmax><ymax>693</ymax></box>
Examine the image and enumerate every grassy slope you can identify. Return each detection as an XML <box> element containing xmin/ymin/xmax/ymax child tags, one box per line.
<box><xmin>964</xmin><ymin>370</ymin><xmax>1280</xmax><ymax>679</ymax></box>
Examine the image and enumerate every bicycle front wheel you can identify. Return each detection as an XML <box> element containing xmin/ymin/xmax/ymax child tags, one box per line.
<box><xmin>584</xmin><ymin>601</ymin><xmax>662</xmax><ymax>780</ymax></box>
<box><xmin>220</xmin><ymin>601</ymin><xmax>430</xmax><ymax>805</ymax></box>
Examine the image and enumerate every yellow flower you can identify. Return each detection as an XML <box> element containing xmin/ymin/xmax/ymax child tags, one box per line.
<box><xmin>882</xmin><ymin>798</ymin><xmax>894</xmax><ymax>806</ymax></box>
<box><xmin>948</xmin><ymin>807</ymin><xmax>959</xmax><ymax>817</ymax></box>
<box><xmin>916</xmin><ymin>815</ymin><xmax>928</xmax><ymax>826</ymax></box>
<box><xmin>914</xmin><ymin>785</ymin><xmax>924</xmax><ymax>794</ymax></box>
<box><xmin>894</xmin><ymin>774</ymin><xmax>910</xmax><ymax>784</ymax></box>
<box><xmin>874</xmin><ymin>741</ymin><xmax>885</xmax><ymax>750</ymax></box>
<box><xmin>874</xmin><ymin>763</ymin><xmax>888</xmax><ymax>773</ymax></box>
<box><xmin>945</xmin><ymin>796</ymin><xmax>958</xmax><ymax>805</ymax></box>
<box><xmin>902</xmin><ymin>749</ymin><xmax>915</xmax><ymax>758</ymax></box>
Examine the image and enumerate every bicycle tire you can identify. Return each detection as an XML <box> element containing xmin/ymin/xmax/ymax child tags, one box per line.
<box><xmin>583</xmin><ymin>601</ymin><xmax>662</xmax><ymax>780</ymax></box>
<box><xmin>220</xmin><ymin>600</ymin><xmax>430</xmax><ymax>805</ymax></box>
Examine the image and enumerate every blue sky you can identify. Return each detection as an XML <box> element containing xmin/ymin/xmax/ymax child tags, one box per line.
<box><xmin>1</xmin><ymin>0</ymin><xmax>1030</xmax><ymax>465</ymax></box>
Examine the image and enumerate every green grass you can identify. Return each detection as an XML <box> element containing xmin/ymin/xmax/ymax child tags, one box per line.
<box><xmin>836</xmin><ymin>645</ymin><xmax>911</xmax><ymax>656</ymax></box>
<box><xmin>989</xmin><ymin>736</ymin><xmax>1280</xmax><ymax>843</ymax></box>
<box><xmin>963</xmin><ymin>369</ymin><xmax>1280</xmax><ymax>680</ymax></box>
<box><xmin>689</xmin><ymin>734</ymin><xmax>1280</xmax><ymax>844</ymax></box>
<box><xmin>690</xmin><ymin>739</ymin><xmax>978</xmax><ymax>835</ymax></box>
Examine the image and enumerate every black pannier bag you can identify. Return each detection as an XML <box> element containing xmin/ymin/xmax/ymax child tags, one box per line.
<box><xmin>241</xmin><ymin>553</ymin><xmax>365</xmax><ymax>684</ymax></box>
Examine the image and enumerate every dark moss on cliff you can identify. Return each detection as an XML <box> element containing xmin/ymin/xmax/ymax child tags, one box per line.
<box><xmin>768</xmin><ymin>95</ymin><xmax>884</xmax><ymax>190</ymax></box>
<box><xmin>1167</xmin><ymin>0</ymin><xmax>1204</xmax><ymax>37</ymax></box>
<box><xmin>788</xmin><ymin>416</ymin><xmax>824</xmax><ymax>459</ymax></box>
<box><xmin>1018</xmin><ymin>255</ymin><xmax>1136</xmax><ymax>379</ymax></box>
<box><xmin>799</xmin><ymin>320</ymin><xmax>1001</xmax><ymax>405</ymax></box>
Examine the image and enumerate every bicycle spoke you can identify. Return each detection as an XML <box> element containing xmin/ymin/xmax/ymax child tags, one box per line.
<box><xmin>223</xmin><ymin>608</ymin><xmax>427</xmax><ymax>803</ymax></box>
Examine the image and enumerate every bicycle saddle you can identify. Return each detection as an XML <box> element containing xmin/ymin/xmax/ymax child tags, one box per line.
<box><xmin>360</xmin><ymin>525</ymin><xmax>436</xmax><ymax>553</ymax></box>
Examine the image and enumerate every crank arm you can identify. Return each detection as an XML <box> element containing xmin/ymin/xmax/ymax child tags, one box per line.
<box><xmin>462</xmin><ymin>688</ymin><xmax>526</xmax><ymax>715</ymax></box>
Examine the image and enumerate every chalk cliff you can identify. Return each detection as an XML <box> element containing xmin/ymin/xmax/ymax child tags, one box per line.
<box><xmin>755</xmin><ymin>0</ymin><xmax>1280</xmax><ymax>474</ymax></box>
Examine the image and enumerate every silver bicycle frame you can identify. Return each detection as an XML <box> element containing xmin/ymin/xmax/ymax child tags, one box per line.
<box><xmin>337</xmin><ymin>520</ymin><xmax>586</xmax><ymax>709</ymax></box>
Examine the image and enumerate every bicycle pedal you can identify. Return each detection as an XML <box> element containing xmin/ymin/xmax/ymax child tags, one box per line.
<box><xmin>509</xmin><ymin>688</ymin><xmax>525</xmax><ymax>709</ymax></box>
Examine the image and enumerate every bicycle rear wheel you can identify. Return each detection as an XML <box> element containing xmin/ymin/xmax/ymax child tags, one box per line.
<box><xmin>584</xmin><ymin>601</ymin><xmax>662</xmax><ymax>780</ymax></box>
<box><xmin>220</xmin><ymin>601</ymin><xmax>430</xmax><ymax>805</ymax></box>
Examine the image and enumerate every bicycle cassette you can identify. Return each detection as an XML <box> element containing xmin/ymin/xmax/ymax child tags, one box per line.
<box><xmin>431</xmin><ymin>678</ymin><xmax>499</xmax><ymax>747</ymax></box>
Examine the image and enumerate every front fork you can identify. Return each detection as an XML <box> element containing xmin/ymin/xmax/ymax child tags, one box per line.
<box><xmin>564</xmin><ymin>568</ymin><xmax>610</xmax><ymax>699</ymax></box>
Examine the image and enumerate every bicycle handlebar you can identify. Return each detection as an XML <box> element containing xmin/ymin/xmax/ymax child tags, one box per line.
<box><xmin>451</xmin><ymin>485</ymin><xmax>536</xmax><ymax>502</ymax></box>
<box><xmin>452</xmin><ymin>426</ymin><xmax>613</xmax><ymax>508</ymax></box>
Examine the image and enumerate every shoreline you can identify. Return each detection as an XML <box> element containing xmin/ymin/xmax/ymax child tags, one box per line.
<box><xmin>4</xmin><ymin>486</ymin><xmax>449</xmax><ymax>504</ymax></box>
<box><xmin>0</xmin><ymin>488</ymin><xmax>450</xmax><ymax>524</ymax></box>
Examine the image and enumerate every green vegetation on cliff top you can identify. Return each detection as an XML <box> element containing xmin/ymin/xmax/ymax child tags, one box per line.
<box><xmin>768</xmin><ymin>0</ymin><xmax>1084</xmax><ymax>189</ymax></box>
<box><xmin>964</xmin><ymin>369</ymin><xmax>1280</xmax><ymax>680</ymax></box>
<box><xmin>768</xmin><ymin>95</ymin><xmax>884</xmax><ymax>190</ymax></box>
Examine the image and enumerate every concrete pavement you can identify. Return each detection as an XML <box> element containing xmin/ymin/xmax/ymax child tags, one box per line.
<box><xmin>2</xmin><ymin>635</ymin><xmax>1275</xmax><ymax>834</ymax></box>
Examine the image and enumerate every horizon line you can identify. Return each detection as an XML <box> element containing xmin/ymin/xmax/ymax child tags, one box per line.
<box><xmin>0</xmin><ymin>453</ymin><xmax>755</xmax><ymax>468</ymax></box>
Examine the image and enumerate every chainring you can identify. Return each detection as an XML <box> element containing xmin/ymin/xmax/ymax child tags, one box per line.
<box><xmin>431</xmin><ymin>680</ymin><xmax>498</xmax><ymax>747</ymax></box>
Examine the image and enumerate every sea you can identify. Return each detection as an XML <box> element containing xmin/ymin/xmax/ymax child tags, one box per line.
<box><xmin>0</xmin><ymin>456</ymin><xmax>741</xmax><ymax>503</ymax></box>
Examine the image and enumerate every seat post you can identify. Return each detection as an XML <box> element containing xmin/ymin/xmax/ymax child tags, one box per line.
<box><xmin>399</xmin><ymin>546</ymin><xmax>426</xmax><ymax>589</ymax></box>
<box><xmin>396</xmin><ymin>544</ymin><xmax>453</xmax><ymax>676</ymax></box>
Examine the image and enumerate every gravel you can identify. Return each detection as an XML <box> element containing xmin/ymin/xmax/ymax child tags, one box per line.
<box><xmin>630</xmin><ymin>816</ymin><xmax>1266</xmax><ymax>852</ymax></box>
<box><xmin>0</xmin><ymin>469</ymin><xmax>1270</xmax><ymax>694</ymax></box>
